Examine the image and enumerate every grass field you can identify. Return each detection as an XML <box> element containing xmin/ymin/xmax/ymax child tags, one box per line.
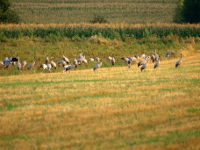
<box><xmin>11</xmin><ymin>0</ymin><xmax>178</xmax><ymax>24</ymax></box>
<box><xmin>0</xmin><ymin>54</ymin><xmax>200</xmax><ymax>149</ymax></box>
<box><xmin>1</xmin><ymin>0</ymin><xmax>200</xmax><ymax>149</ymax></box>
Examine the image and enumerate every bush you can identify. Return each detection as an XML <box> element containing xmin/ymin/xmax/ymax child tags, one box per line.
<box><xmin>0</xmin><ymin>0</ymin><xmax>20</xmax><ymax>23</ymax></box>
<box><xmin>90</xmin><ymin>15</ymin><xmax>108</xmax><ymax>24</ymax></box>
<box><xmin>174</xmin><ymin>0</ymin><xmax>200</xmax><ymax>24</ymax></box>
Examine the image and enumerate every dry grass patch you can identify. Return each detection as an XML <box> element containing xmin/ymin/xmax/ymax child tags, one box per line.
<box><xmin>0</xmin><ymin>54</ymin><xmax>200</xmax><ymax>149</ymax></box>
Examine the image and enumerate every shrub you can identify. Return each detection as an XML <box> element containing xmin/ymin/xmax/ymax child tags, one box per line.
<box><xmin>90</xmin><ymin>15</ymin><xmax>108</xmax><ymax>24</ymax></box>
<box><xmin>0</xmin><ymin>0</ymin><xmax>20</xmax><ymax>24</ymax></box>
<box><xmin>174</xmin><ymin>0</ymin><xmax>200</xmax><ymax>24</ymax></box>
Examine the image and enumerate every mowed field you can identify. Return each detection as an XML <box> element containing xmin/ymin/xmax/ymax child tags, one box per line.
<box><xmin>11</xmin><ymin>0</ymin><xmax>178</xmax><ymax>24</ymax></box>
<box><xmin>0</xmin><ymin>54</ymin><xmax>200</xmax><ymax>149</ymax></box>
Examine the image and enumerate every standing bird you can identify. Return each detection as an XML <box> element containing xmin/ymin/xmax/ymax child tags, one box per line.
<box><xmin>40</xmin><ymin>64</ymin><xmax>48</xmax><ymax>70</ymax></box>
<box><xmin>10</xmin><ymin>56</ymin><xmax>18</xmax><ymax>65</ymax></box>
<box><xmin>140</xmin><ymin>54</ymin><xmax>147</xmax><ymax>59</ymax></box>
<box><xmin>73</xmin><ymin>56</ymin><xmax>78</xmax><ymax>68</ymax></box>
<box><xmin>47</xmin><ymin>64</ymin><xmax>52</xmax><ymax>73</ymax></box>
<box><xmin>45</xmin><ymin>55</ymin><xmax>49</xmax><ymax>64</ymax></box>
<box><xmin>151</xmin><ymin>49</ymin><xmax>159</xmax><ymax>62</ymax></box>
<box><xmin>154</xmin><ymin>59</ymin><xmax>160</xmax><ymax>69</ymax></box>
<box><xmin>138</xmin><ymin>56</ymin><xmax>149</xmax><ymax>67</ymax></box>
<box><xmin>93</xmin><ymin>61</ymin><xmax>102</xmax><ymax>71</ymax></box>
<box><xmin>140</xmin><ymin>59</ymin><xmax>150</xmax><ymax>71</ymax></box>
<box><xmin>175</xmin><ymin>54</ymin><xmax>182</xmax><ymax>68</ymax></box>
<box><xmin>108</xmin><ymin>56</ymin><xmax>112</xmax><ymax>62</ymax></box>
<box><xmin>62</xmin><ymin>51</ymin><xmax>70</xmax><ymax>64</ymax></box>
<box><xmin>27</xmin><ymin>58</ymin><xmax>35</xmax><ymax>70</ymax></box>
<box><xmin>21</xmin><ymin>61</ymin><xmax>27</xmax><ymax>68</ymax></box>
<box><xmin>111</xmin><ymin>56</ymin><xmax>115</xmax><ymax>66</ymax></box>
<box><xmin>3</xmin><ymin>57</ymin><xmax>11</xmax><ymax>68</ymax></box>
<box><xmin>50</xmin><ymin>58</ymin><xmax>57</xmax><ymax>70</ymax></box>
<box><xmin>16</xmin><ymin>57</ymin><xmax>21</xmax><ymax>70</ymax></box>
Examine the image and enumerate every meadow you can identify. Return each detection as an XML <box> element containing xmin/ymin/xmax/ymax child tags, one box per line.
<box><xmin>0</xmin><ymin>53</ymin><xmax>200</xmax><ymax>149</ymax></box>
<box><xmin>0</xmin><ymin>0</ymin><xmax>200</xmax><ymax>149</ymax></box>
<box><xmin>11</xmin><ymin>0</ymin><xmax>178</xmax><ymax>24</ymax></box>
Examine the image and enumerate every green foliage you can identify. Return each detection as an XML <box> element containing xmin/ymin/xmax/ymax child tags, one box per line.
<box><xmin>0</xmin><ymin>0</ymin><xmax>20</xmax><ymax>23</ymax></box>
<box><xmin>174</xmin><ymin>0</ymin><xmax>200</xmax><ymax>23</ymax></box>
<box><xmin>182</xmin><ymin>0</ymin><xmax>200</xmax><ymax>23</ymax></box>
<box><xmin>1</xmin><ymin>24</ymin><xmax>200</xmax><ymax>40</ymax></box>
<box><xmin>173</xmin><ymin>0</ymin><xmax>184</xmax><ymax>23</ymax></box>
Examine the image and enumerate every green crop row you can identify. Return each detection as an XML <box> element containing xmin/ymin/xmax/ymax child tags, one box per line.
<box><xmin>1</xmin><ymin>23</ymin><xmax>200</xmax><ymax>41</ymax></box>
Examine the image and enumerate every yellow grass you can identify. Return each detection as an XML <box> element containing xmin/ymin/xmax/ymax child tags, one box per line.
<box><xmin>1</xmin><ymin>22</ymin><xmax>200</xmax><ymax>29</ymax></box>
<box><xmin>0</xmin><ymin>54</ymin><xmax>200</xmax><ymax>149</ymax></box>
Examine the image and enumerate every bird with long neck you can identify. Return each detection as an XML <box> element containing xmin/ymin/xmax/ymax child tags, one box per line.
<box><xmin>45</xmin><ymin>55</ymin><xmax>49</xmax><ymax>64</ymax></box>
<box><xmin>28</xmin><ymin>57</ymin><xmax>35</xmax><ymax>70</ymax></box>
<box><xmin>175</xmin><ymin>54</ymin><xmax>182</xmax><ymax>68</ymax></box>
<box><xmin>111</xmin><ymin>56</ymin><xmax>115</xmax><ymax>66</ymax></box>
<box><xmin>62</xmin><ymin>51</ymin><xmax>70</xmax><ymax>64</ymax></box>
<box><xmin>138</xmin><ymin>56</ymin><xmax>149</xmax><ymax>67</ymax></box>
<box><xmin>154</xmin><ymin>59</ymin><xmax>160</xmax><ymax>69</ymax></box>
<box><xmin>140</xmin><ymin>57</ymin><xmax>150</xmax><ymax>71</ymax></box>
<box><xmin>93</xmin><ymin>61</ymin><xmax>102</xmax><ymax>72</ymax></box>
<box><xmin>17</xmin><ymin>56</ymin><xmax>21</xmax><ymax>70</ymax></box>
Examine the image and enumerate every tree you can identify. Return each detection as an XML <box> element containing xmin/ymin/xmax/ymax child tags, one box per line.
<box><xmin>0</xmin><ymin>0</ymin><xmax>20</xmax><ymax>23</ymax></box>
<box><xmin>173</xmin><ymin>0</ymin><xmax>200</xmax><ymax>24</ymax></box>
<box><xmin>173</xmin><ymin>0</ymin><xmax>184</xmax><ymax>23</ymax></box>
<box><xmin>182</xmin><ymin>0</ymin><xmax>200</xmax><ymax>23</ymax></box>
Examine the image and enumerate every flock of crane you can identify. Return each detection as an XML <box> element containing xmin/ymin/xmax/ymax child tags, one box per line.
<box><xmin>0</xmin><ymin>50</ymin><xmax>182</xmax><ymax>73</ymax></box>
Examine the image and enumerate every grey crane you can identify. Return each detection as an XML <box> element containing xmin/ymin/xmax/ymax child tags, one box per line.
<box><xmin>77</xmin><ymin>53</ymin><xmax>87</xmax><ymax>65</ymax></box>
<box><xmin>88</xmin><ymin>58</ymin><xmax>94</xmax><ymax>61</ymax></box>
<box><xmin>93</xmin><ymin>57</ymin><xmax>100</xmax><ymax>62</ymax></box>
<box><xmin>151</xmin><ymin>49</ymin><xmax>159</xmax><ymax>62</ymax></box>
<box><xmin>127</xmin><ymin>55</ymin><xmax>139</xmax><ymax>62</ymax></box>
<box><xmin>154</xmin><ymin>59</ymin><xmax>160</xmax><ymax>69</ymax></box>
<box><xmin>27</xmin><ymin>58</ymin><xmax>35</xmax><ymax>70</ymax></box>
<box><xmin>45</xmin><ymin>55</ymin><xmax>49</xmax><ymax>64</ymax></box>
<box><xmin>138</xmin><ymin>56</ymin><xmax>149</xmax><ymax>67</ymax></box>
<box><xmin>121</xmin><ymin>57</ymin><xmax>132</xmax><ymax>68</ymax></box>
<box><xmin>50</xmin><ymin>58</ymin><xmax>57</xmax><ymax>69</ymax></box>
<box><xmin>93</xmin><ymin>61</ymin><xmax>102</xmax><ymax>71</ymax></box>
<box><xmin>73</xmin><ymin>55</ymin><xmax>78</xmax><ymax>68</ymax></box>
<box><xmin>16</xmin><ymin>57</ymin><xmax>21</xmax><ymax>70</ymax></box>
<box><xmin>108</xmin><ymin>56</ymin><xmax>112</xmax><ymax>62</ymax></box>
<box><xmin>47</xmin><ymin>64</ymin><xmax>52</xmax><ymax>73</ymax></box>
<box><xmin>57</xmin><ymin>60</ymin><xmax>67</xmax><ymax>67</ymax></box>
<box><xmin>140</xmin><ymin>54</ymin><xmax>147</xmax><ymax>59</ymax></box>
<box><xmin>62</xmin><ymin>65</ymin><xmax>76</xmax><ymax>73</ymax></box>
<box><xmin>175</xmin><ymin>54</ymin><xmax>182</xmax><ymax>68</ymax></box>
<box><xmin>40</xmin><ymin>63</ymin><xmax>51</xmax><ymax>73</ymax></box>
<box><xmin>62</xmin><ymin>51</ymin><xmax>70</xmax><ymax>64</ymax></box>
<box><xmin>165</xmin><ymin>51</ymin><xmax>175</xmax><ymax>57</ymax></box>
<box><xmin>21</xmin><ymin>61</ymin><xmax>27</xmax><ymax>68</ymax></box>
<box><xmin>111</xmin><ymin>56</ymin><xmax>115</xmax><ymax>66</ymax></box>
<box><xmin>3</xmin><ymin>57</ymin><xmax>11</xmax><ymax>68</ymax></box>
<box><xmin>140</xmin><ymin>59</ymin><xmax>150</xmax><ymax>71</ymax></box>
